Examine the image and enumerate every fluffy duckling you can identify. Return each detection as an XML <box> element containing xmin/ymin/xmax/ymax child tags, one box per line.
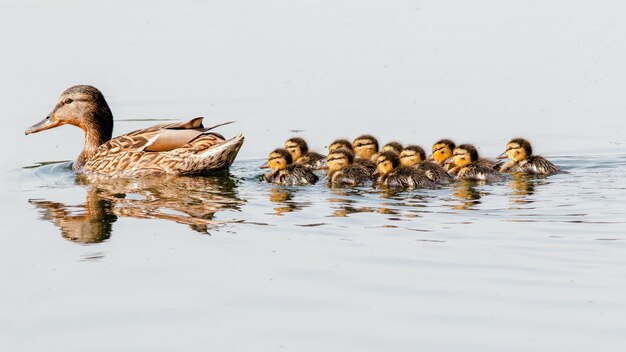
<box><xmin>325</xmin><ymin>148</ymin><xmax>373</xmax><ymax>187</ymax></box>
<box><xmin>328</xmin><ymin>139</ymin><xmax>353</xmax><ymax>153</ymax></box>
<box><xmin>429</xmin><ymin>139</ymin><xmax>456</xmax><ymax>168</ymax></box>
<box><xmin>375</xmin><ymin>151</ymin><xmax>436</xmax><ymax>189</ymax></box>
<box><xmin>352</xmin><ymin>135</ymin><xmax>379</xmax><ymax>161</ymax></box>
<box><xmin>332</xmin><ymin>137</ymin><xmax>377</xmax><ymax>173</ymax></box>
<box><xmin>400</xmin><ymin>145</ymin><xmax>453</xmax><ymax>184</ymax></box>
<box><xmin>262</xmin><ymin>148</ymin><xmax>319</xmax><ymax>185</ymax></box>
<box><xmin>430</xmin><ymin>139</ymin><xmax>499</xmax><ymax>170</ymax></box>
<box><xmin>381</xmin><ymin>141</ymin><xmax>403</xmax><ymax>154</ymax></box>
<box><xmin>284</xmin><ymin>137</ymin><xmax>325</xmax><ymax>169</ymax></box>
<box><xmin>449</xmin><ymin>144</ymin><xmax>505</xmax><ymax>182</ymax></box>
<box><xmin>498</xmin><ymin>138</ymin><xmax>560</xmax><ymax>176</ymax></box>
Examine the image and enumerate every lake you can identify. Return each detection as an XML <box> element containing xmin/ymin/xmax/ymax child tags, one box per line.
<box><xmin>1</xmin><ymin>1</ymin><xmax>626</xmax><ymax>351</ymax></box>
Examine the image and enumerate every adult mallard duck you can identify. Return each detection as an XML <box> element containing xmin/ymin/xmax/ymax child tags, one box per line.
<box><xmin>25</xmin><ymin>85</ymin><xmax>244</xmax><ymax>177</ymax></box>
<box><xmin>400</xmin><ymin>145</ymin><xmax>453</xmax><ymax>184</ymax></box>
<box><xmin>324</xmin><ymin>148</ymin><xmax>373</xmax><ymax>187</ymax></box>
<box><xmin>284</xmin><ymin>137</ymin><xmax>325</xmax><ymax>169</ymax></box>
<box><xmin>261</xmin><ymin>148</ymin><xmax>318</xmax><ymax>186</ymax></box>
<box><xmin>497</xmin><ymin>138</ymin><xmax>561</xmax><ymax>176</ymax></box>
<box><xmin>449</xmin><ymin>144</ymin><xmax>505</xmax><ymax>182</ymax></box>
<box><xmin>374</xmin><ymin>150</ymin><xmax>436</xmax><ymax>189</ymax></box>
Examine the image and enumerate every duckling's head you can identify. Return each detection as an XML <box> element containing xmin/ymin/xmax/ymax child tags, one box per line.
<box><xmin>502</xmin><ymin>138</ymin><xmax>532</xmax><ymax>162</ymax></box>
<box><xmin>381</xmin><ymin>141</ymin><xmax>403</xmax><ymax>154</ymax></box>
<box><xmin>326</xmin><ymin>148</ymin><xmax>354</xmax><ymax>176</ymax></box>
<box><xmin>400</xmin><ymin>145</ymin><xmax>427</xmax><ymax>167</ymax></box>
<box><xmin>267</xmin><ymin>148</ymin><xmax>293</xmax><ymax>171</ymax></box>
<box><xmin>431</xmin><ymin>139</ymin><xmax>456</xmax><ymax>165</ymax></box>
<box><xmin>328</xmin><ymin>139</ymin><xmax>353</xmax><ymax>154</ymax></box>
<box><xmin>25</xmin><ymin>85</ymin><xmax>113</xmax><ymax>142</ymax></box>
<box><xmin>284</xmin><ymin>137</ymin><xmax>309</xmax><ymax>161</ymax></box>
<box><xmin>376</xmin><ymin>150</ymin><xmax>400</xmax><ymax>177</ymax></box>
<box><xmin>353</xmin><ymin>135</ymin><xmax>379</xmax><ymax>160</ymax></box>
<box><xmin>453</xmin><ymin>144</ymin><xmax>479</xmax><ymax>168</ymax></box>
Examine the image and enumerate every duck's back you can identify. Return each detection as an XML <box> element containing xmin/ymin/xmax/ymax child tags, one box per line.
<box><xmin>519</xmin><ymin>155</ymin><xmax>560</xmax><ymax>176</ymax></box>
<box><xmin>416</xmin><ymin>162</ymin><xmax>453</xmax><ymax>184</ymax></box>
<box><xmin>268</xmin><ymin>164</ymin><xmax>319</xmax><ymax>186</ymax></box>
<box><xmin>83</xmin><ymin>118</ymin><xmax>243</xmax><ymax>177</ymax></box>
<box><xmin>355</xmin><ymin>159</ymin><xmax>377</xmax><ymax>173</ymax></box>
<box><xmin>457</xmin><ymin>163</ymin><xmax>505</xmax><ymax>182</ymax></box>
<box><xmin>330</xmin><ymin>164</ymin><xmax>373</xmax><ymax>187</ymax></box>
<box><xmin>384</xmin><ymin>166</ymin><xmax>436</xmax><ymax>189</ymax></box>
<box><xmin>297</xmin><ymin>152</ymin><xmax>326</xmax><ymax>169</ymax></box>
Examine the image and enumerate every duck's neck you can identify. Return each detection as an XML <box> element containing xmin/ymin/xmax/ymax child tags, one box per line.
<box><xmin>74</xmin><ymin>108</ymin><xmax>113</xmax><ymax>171</ymax></box>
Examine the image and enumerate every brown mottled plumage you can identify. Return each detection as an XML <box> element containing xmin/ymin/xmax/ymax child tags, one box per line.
<box><xmin>25</xmin><ymin>85</ymin><xmax>244</xmax><ymax>178</ymax></box>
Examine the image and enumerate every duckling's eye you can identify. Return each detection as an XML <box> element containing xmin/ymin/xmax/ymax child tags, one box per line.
<box><xmin>63</xmin><ymin>98</ymin><xmax>73</xmax><ymax>104</ymax></box>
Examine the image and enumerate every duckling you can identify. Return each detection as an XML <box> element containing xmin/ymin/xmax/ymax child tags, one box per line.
<box><xmin>429</xmin><ymin>139</ymin><xmax>456</xmax><ymax>168</ymax></box>
<box><xmin>284</xmin><ymin>137</ymin><xmax>325</xmax><ymax>169</ymax></box>
<box><xmin>352</xmin><ymin>135</ymin><xmax>379</xmax><ymax>161</ymax></box>
<box><xmin>381</xmin><ymin>141</ymin><xmax>403</xmax><ymax>154</ymax></box>
<box><xmin>449</xmin><ymin>144</ymin><xmax>505</xmax><ymax>182</ymax></box>
<box><xmin>325</xmin><ymin>148</ymin><xmax>373</xmax><ymax>187</ymax></box>
<box><xmin>262</xmin><ymin>148</ymin><xmax>319</xmax><ymax>185</ymax></box>
<box><xmin>328</xmin><ymin>139</ymin><xmax>353</xmax><ymax>153</ymax></box>
<box><xmin>497</xmin><ymin>138</ymin><xmax>560</xmax><ymax>176</ymax></box>
<box><xmin>375</xmin><ymin>151</ymin><xmax>436</xmax><ymax>189</ymax></box>
<box><xmin>400</xmin><ymin>145</ymin><xmax>453</xmax><ymax>184</ymax></box>
<box><xmin>429</xmin><ymin>139</ymin><xmax>498</xmax><ymax>170</ymax></box>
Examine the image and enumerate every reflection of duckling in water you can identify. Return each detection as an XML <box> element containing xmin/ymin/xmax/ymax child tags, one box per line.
<box><xmin>262</xmin><ymin>148</ymin><xmax>319</xmax><ymax>185</ymax></box>
<box><xmin>325</xmin><ymin>148</ymin><xmax>373</xmax><ymax>187</ymax></box>
<box><xmin>400</xmin><ymin>145</ymin><xmax>453</xmax><ymax>184</ymax></box>
<box><xmin>330</xmin><ymin>137</ymin><xmax>377</xmax><ymax>173</ymax></box>
<box><xmin>429</xmin><ymin>139</ymin><xmax>499</xmax><ymax>170</ymax></box>
<box><xmin>375</xmin><ymin>151</ymin><xmax>436</xmax><ymax>189</ymax></box>
<box><xmin>498</xmin><ymin>138</ymin><xmax>561</xmax><ymax>176</ymax></box>
<box><xmin>451</xmin><ymin>181</ymin><xmax>483</xmax><ymax>210</ymax></box>
<box><xmin>449</xmin><ymin>144</ymin><xmax>505</xmax><ymax>182</ymax></box>
<box><xmin>284</xmin><ymin>137</ymin><xmax>325</xmax><ymax>169</ymax></box>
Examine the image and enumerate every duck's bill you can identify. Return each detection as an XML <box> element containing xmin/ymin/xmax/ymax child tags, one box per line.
<box><xmin>496</xmin><ymin>152</ymin><xmax>508</xmax><ymax>160</ymax></box>
<box><xmin>259</xmin><ymin>162</ymin><xmax>269</xmax><ymax>169</ymax></box>
<box><xmin>25</xmin><ymin>116</ymin><xmax>61</xmax><ymax>135</ymax></box>
<box><xmin>427</xmin><ymin>154</ymin><xmax>435</xmax><ymax>161</ymax></box>
<box><xmin>317</xmin><ymin>165</ymin><xmax>329</xmax><ymax>170</ymax></box>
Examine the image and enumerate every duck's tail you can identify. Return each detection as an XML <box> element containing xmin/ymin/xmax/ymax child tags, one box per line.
<box><xmin>191</xmin><ymin>134</ymin><xmax>245</xmax><ymax>174</ymax></box>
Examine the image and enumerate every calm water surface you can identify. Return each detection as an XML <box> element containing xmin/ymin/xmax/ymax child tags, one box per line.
<box><xmin>2</xmin><ymin>0</ymin><xmax>626</xmax><ymax>351</ymax></box>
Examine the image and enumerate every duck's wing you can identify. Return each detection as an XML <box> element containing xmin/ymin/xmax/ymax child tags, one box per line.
<box><xmin>332</xmin><ymin>164</ymin><xmax>372</xmax><ymax>186</ymax></box>
<box><xmin>297</xmin><ymin>152</ymin><xmax>326</xmax><ymax>169</ymax></box>
<box><xmin>100</xmin><ymin>117</ymin><xmax>233</xmax><ymax>153</ymax></box>
<box><xmin>417</xmin><ymin>162</ymin><xmax>453</xmax><ymax>184</ymax></box>
<box><xmin>459</xmin><ymin>164</ymin><xmax>505</xmax><ymax>181</ymax></box>
<box><xmin>522</xmin><ymin>156</ymin><xmax>560</xmax><ymax>175</ymax></box>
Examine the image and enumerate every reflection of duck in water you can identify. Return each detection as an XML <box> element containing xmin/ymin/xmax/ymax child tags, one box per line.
<box><xmin>497</xmin><ymin>138</ymin><xmax>561</xmax><ymax>176</ymax></box>
<box><xmin>284</xmin><ymin>137</ymin><xmax>325</xmax><ymax>169</ymax></box>
<box><xmin>29</xmin><ymin>174</ymin><xmax>245</xmax><ymax>242</ymax></box>
<box><xmin>449</xmin><ymin>144</ymin><xmax>505</xmax><ymax>182</ymax></box>
<box><xmin>451</xmin><ymin>181</ymin><xmax>483</xmax><ymax>210</ymax></box>
<box><xmin>374</xmin><ymin>151</ymin><xmax>436</xmax><ymax>189</ymax></box>
<box><xmin>268</xmin><ymin>188</ymin><xmax>310</xmax><ymax>215</ymax></box>
<box><xmin>324</xmin><ymin>148</ymin><xmax>373</xmax><ymax>187</ymax></box>
<box><xmin>262</xmin><ymin>148</ymin><xmax>318</xmax><ymax>186</ymax></box>
<box><xmin>400</xmin><ymin>145</ymin><xmax>453</xmax><ymax>184</ymax></box>
<box><xmin>25</xmin><ymin>85</ymin><xmax>244</xmax><ymax>178</ymax></box>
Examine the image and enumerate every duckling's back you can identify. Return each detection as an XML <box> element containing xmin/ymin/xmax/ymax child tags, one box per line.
<box><xmin>520</xmin><ymin>155</ymin><xmax>560</xmax><ymax>176</ymax></box>
<box><xmin>416</xmin><ymin>162</ymin><xmax>453</xmax><ymax>184</ymax></box>
<box><xmin>457</xmin><ymin>163</ymin><xmax>505</xmax><ymax>182</ymax></box>
<box><xmin>330</xmin><ymin>164</ymin><xmax>373</xmax><ymax>187</ymax></box>
<box><xmin>384</xmin><ymin>166</ymin><xmax>436</xmax><ymax>189</ymax></box>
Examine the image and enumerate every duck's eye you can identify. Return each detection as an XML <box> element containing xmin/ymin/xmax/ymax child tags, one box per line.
<box><xmin>63</xmin><ymin>98</ymin><xmax>73</xmax><ymax>104</ymax></box>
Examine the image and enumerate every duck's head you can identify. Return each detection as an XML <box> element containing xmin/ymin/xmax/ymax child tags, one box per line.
<box><xmin>352</xmin><ymin>135</ymin><xmax>379</xmax><ymax>160</ymax></box>
<box><xmin>328</xmin><ymin>139</ymin><xmax>353</xmax><ymax>154</ymax></box>
<box><xmin>452</xmin><ymin>144</ymin><xmax>479</xmax><ymax>168</ymax></box>
<box><xmin>400</xmin><ymin>145</ymin><xmax>427</xmax><ymax>167</ymax></box>
<box><xmin>430</xmin><ymin>139</ymin><xmax>456</xmax><ymax>165</ymax></box>
<box><xmin>381</xmin><ymin>141</ymin><xmax>403</xmax><ymax>154</ymax></box>
<box><xmin>264</xmin><ymin>148</ymin><xmax>293</xmax><ymax>171</ymax></box>
<box><xmin>326</xmin><ymin>148</ymin><xmax>354</xmax><ymax>176</ymax></box>
<box><xmin>25</xmin><ymin>85</ymin><xmax>113</xmax><ymax>142</ymax></box>
<box><xmin>284</xmin><ymin>137</ymin><xmax>309</xmax><ymax>161</ymax></box>
<box><xmin>375</xmin><ymin>150</ymin><xmax>400</xmax><ymax>177</ymax></box>
<box><xmin>499</xmin><ymin>138</ymin><xmax>532</xmax><ymax>162</ymax></box>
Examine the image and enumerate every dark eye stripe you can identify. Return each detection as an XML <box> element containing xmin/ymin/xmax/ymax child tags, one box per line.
<box><xmin>355</xmin><ymin>142</ymin><xmax>374</xmax><ymax>148</ymax></box>
<box><xmin>433</xmin><ymin>146</ymin><xmax>445</xmax><ymax>153</ymax></box>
